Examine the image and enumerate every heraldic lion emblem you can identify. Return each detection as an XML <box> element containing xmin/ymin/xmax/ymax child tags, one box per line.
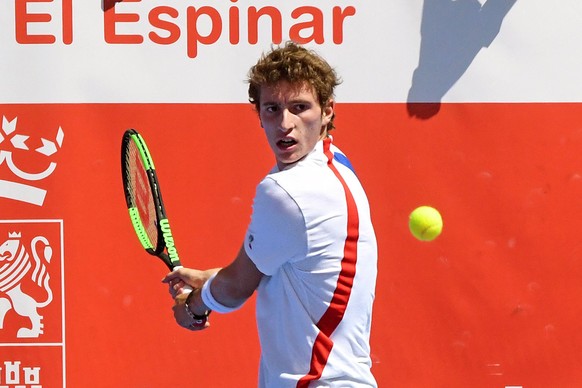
<box><xmin>0</xmin><ymin>232</ymin><xmax>53</xmax><ymax>338</ymax></box>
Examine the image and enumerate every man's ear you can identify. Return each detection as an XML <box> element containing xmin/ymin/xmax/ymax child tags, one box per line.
<box><xmin>322</xmin><ymin>99</ymin><xmax>335</xmax><ymax>125</ymax></box>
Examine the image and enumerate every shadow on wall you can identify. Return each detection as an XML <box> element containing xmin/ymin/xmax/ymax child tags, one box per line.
<box><xmin>407</xmin><ymin>0</ymin><xmax>517</xmax><ymax>120</ymax></box>
<box><xmin>102</xmin><ymin>0</ymin><xmax>122</xmax><ymax>12</ymax></box>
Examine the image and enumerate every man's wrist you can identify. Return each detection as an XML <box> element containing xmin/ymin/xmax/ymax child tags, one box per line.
<box><xmin>184</xmin><ymin>291</ymin><xmax>211</xmax><ymax>325</ymax></box>
<box><xmin>200</xmin><ymin>272</ymin><xmax>244</xmax><ymax>313</ymax></box>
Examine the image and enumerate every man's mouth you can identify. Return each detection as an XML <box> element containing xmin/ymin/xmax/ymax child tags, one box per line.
<box><xmin>277</xmin><ymin>138</ymin><xmax>297</xmax><ymax>149</ymax></box>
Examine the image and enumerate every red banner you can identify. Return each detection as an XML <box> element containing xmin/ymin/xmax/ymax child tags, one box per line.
<box><xmin>1</xmin><ymin>102</ymin><xmax>581</xmax><ymax>386</ymax></box>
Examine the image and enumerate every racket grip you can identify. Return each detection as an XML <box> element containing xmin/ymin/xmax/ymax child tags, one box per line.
<box><xmin>172</xmin><ymin>265</ymin><xmax>193</xmax><ymax>295</ymax></box>
<box><xmin>181</xmin><ymin>285</ymin><xmax>193</xmax><ymax>294</ymax></box>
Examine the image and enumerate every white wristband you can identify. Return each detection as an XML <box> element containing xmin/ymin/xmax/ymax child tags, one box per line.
<box><xmin>201</xmin><ymin>273</ymin><xmax>243</xmax><ymax>314</ymax></box>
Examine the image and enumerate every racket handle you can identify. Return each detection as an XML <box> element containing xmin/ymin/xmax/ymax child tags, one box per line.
<box><xmin>172</xmin><ymin>265</ymin><xmax>193</xmax><ymax>295</ymax></box>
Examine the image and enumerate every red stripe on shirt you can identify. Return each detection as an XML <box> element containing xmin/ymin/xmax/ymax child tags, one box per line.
<box><xmin>296</xmin><ymin>138</ymin><xmax>360</xmax><ymax>387</ymax></box>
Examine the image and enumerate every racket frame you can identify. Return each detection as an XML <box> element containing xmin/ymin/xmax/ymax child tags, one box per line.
<box><xmin>121</xmin><ymin>129</ymin><xmax>180</xmax><ymax>270</ymax></box>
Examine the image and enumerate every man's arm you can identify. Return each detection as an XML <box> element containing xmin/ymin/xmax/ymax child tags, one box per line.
<box><xmin>206</xmin><ymin>245</ymin><xmax>264</xmax><ymax>308</ymax></box>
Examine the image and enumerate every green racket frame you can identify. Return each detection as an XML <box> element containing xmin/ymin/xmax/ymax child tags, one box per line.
<box><xmin>121</xmin><ymin>129</ymin><xmax>181</xmax><ymax>270</ymax></box>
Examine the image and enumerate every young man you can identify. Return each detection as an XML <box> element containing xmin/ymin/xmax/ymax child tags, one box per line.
<box><xmin>163</xmin><ymin>42</ymin><xmax>378</xmax><ymax>388</ymax></box>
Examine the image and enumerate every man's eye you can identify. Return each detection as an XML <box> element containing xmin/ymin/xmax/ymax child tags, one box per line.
<box><xmin>293</xmin><ymin>104</ymin><xmax>308</xmax><ymax>112</ymax></box>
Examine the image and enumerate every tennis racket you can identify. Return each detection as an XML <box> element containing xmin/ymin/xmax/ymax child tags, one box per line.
<box><xmin>121</xmin><ymin>129</ymin><xmax>191</xmax><ymax>292</ymax></box>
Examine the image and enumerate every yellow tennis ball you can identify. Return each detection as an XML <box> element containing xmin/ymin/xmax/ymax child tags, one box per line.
<box><xmin>409</xmin><ymin>206</ymin><xmax>443</xmax><ymax>241</ymax></box>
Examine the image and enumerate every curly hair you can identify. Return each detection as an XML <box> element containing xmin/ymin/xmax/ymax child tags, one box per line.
<box><xmin>247</xmin><ymin>42</ymin><xmax>342</xmax><ymax>130</ymax></box>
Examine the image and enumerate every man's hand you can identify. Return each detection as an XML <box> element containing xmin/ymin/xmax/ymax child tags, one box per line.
<box><xmin>162</xmin><ymin>267</ymin><xmax>219</xmax><ymax>298</ymax></box>
<box><xmin>172</xmin><ymin>290</ymin><xmax>211</xmax><ymax>331</ymax></box>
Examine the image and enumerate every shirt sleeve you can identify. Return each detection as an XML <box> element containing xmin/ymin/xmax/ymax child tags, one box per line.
<box><xmin>244</xmin><ymin>177</ymin><xmax>308</xmax><ymax>276</ymax></box>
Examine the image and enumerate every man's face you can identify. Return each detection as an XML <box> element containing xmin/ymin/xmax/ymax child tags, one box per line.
<box><xmin>259</xmin><ymin>80</ymin><xmax>334</xmax><ymax>170</ymax></box>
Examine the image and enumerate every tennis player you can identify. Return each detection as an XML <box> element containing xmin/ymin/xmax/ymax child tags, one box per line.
<box><xmin>163</xmin><ymin>41</ymin><xmax>378</xmax><ymax>388</ymax></box>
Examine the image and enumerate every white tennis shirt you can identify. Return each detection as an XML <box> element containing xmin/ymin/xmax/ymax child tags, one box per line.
<box><xmin>244</xmin><ymin>137</ymin><xmax>378</xmax><ymax>388</ymax></box>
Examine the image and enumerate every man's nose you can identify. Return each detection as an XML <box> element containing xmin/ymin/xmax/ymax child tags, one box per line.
<box><xmin>279</xmin><ymin>109</ymin><xmax>295</xmax><ymax>131</ymax></box>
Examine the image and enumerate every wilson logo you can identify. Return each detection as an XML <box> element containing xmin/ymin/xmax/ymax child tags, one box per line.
<box><xmin>159</xmin><ymin>219</ymin><xmax>178</xmax><ymax>261</ymax></box>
